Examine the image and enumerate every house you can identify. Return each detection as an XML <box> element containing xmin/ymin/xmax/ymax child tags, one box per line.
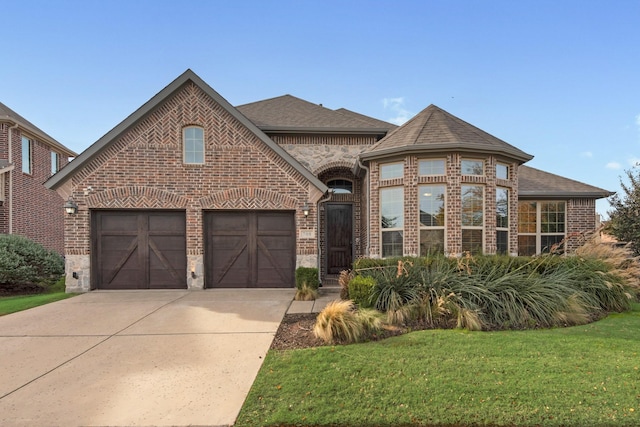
<box><xmin>44</xmin><ymin>70</ymin><xmax>612</xmax><ymax>292</ymax></box>
<box><xmin>1</xmin><ymin>102</ymin><xmax>77</xmax><ymax>254</ymax></box>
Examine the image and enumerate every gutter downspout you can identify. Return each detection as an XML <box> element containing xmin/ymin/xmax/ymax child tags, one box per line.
<box><xmin>7</xmin><ymin>122</ymin><xmax>18</xmax><ymax>234</ymax></box>
<box><xmin>357</xmin><ymin>157</ymin><xmax>371</xmax><ymax>256</ymax></box>
<box><xmin>317</xmin><ymin>189</ymin><xmax>334</xmax><ymax>285</ymax></box>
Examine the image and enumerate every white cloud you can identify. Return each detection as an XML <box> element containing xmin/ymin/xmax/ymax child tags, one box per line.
<box><xmin>580</xmin><ymin>151</ymin><xmax>593</xmax><ymax>158</ymax></box>
<box><xmin>382</xmin><ymin>97</ymin><xmax>414</xmax><ymax>125</ymax></box>
<box><xmin>606</xmin><ymin>162</ymin><xmax>622</xmax><ymax>170</ymax></box>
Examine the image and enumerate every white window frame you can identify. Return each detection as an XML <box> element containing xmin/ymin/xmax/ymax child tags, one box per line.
<box><xmin>461</xmin><ymin>158</ymin><xmax>484</xmax><ymax>176</ymax></box>
<box><xmin>380</xmin><ymin>186</ymin><xmax>404</xmax><ymax>257</ymax></box>
<box><xmin>380</xmin><ymin>162</ymin><xmax>403</xmax><ymax>180</ymax></box>
<box><xmin>418</xmin><ymin>159</ymin><xmax>446</xmax><ymax>176</ymax></box>
<box><xmin>51</xmin><ymin>151</ymin><xmax>60</xmax><ymax>175</ymax></box>
<box><xmin>22</xmin><ymin>136</ymin><xmax>32</xmax><ymax>174</ymax></box>
<box><xmin>517</xmin><ymin>201</ymin><xmax>567</xmax><ymax>255</ymax></box>
<box><xmin>419</xmin><ymin>184</ymin><xmax>446</xmax><ymax>255</ymax></box>
<box><xmin>183</xmin><ymin>126</ymin><xmax>205</xmax><ymax>164</ymax></box>
<box><xmin>461</xmin><ymin>184</ymin><xmax>484</xmax><ymax>253</ymax></box>
<box><xmin>496</xmin><ymin>163</ymin><xmax>509</xmax><ymax>180</ymax></box>
<box><xmin>496</xmin><ymin>187</ymin><xmax>509</xmax><ymax>254</ymax></box>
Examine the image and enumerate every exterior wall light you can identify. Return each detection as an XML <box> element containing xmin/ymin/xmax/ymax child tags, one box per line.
<box><xmin>302</xmin><ymin>202</ymin><xmax>310</xmax><ymax>217</ymax></box>
<box><xmin>63</xmin><ymin>198</ymin><xmax>78</xmax><ymax>215</ymax></box>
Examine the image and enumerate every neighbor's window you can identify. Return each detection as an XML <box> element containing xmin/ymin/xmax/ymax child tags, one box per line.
<box><xmin>419</xmin><ymin>184</ymin><xmax>445</xmax><ymax>255</ymax></box>
<box><xmin>328</xmin><ymin>179</ymin><xmax>353</xmax><ymax>194</ymax></box>
<box><xmin>418</xmin><ymin>159</ymin><xmax>445</xmax><ymax>176</ymax></box>
<box><xmin>183</xmin><ymin>126</ymin><xmax>204</xmax><ymax>164</ymax></box>
<box><xmin>496</xmin><ymin>188</ymin><xmax>509</xmax><ymax>254</ymax></box>
<box><xmin>51</xmin><ymin>151</ymin><xmax>60</xmax><ymax>175</ymax></box>
<box><xmin>517</xmin><ymin>201</ymin><xmax>566</xmax><ymax>255</ymax></box>
<box><xmin>496</xmin><ymin>163</ymin><xmax>509</xmax><ymax>180</ymax></box>
<box><xmin>381</xmin><ymin>187</ymin><xmax>404</xmax><ymax>257</ymax></box>
<box><xmin>461</xmin><ymin>184</ymin><xmax>484</xmax><ymax>253</ymax></box>
<box><xmin>380</xmin><ymin>162</ymin><xmax>403</xmax><ymax>180</ymax></box>
<box><xmin>461</xmin><ymin>159</ymin><xmax>484</xmax><ymax>176</ymax></box>
<box><xmin>22</xmin><ymin>136</ymin><xmax>32</xmax><ymax>174</ymax></box>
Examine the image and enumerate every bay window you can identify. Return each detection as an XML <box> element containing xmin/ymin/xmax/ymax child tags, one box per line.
<box><xmin>381</xmin><ymin>187</ymin><xmax>404</xmax><ymax>257</ymax></box>
<box><xmin>496</xmin><ymin>188</ymin><xmax>509</xmax><ymax>254</ymax></box>
<box><xmin>419</xmin><ymin>184</ymin><xmax>445</xmax><ymax>255</ymax></box>
<box><xmin>461</xmin><ymin>184</ymin><xmax>484</xmax><ymax>253</ymax></box>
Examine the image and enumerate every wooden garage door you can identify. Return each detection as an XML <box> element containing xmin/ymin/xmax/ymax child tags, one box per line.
<box><xmin>204</xmin><ymin>211</ymin><xmax>295</xmax><ymax>288</ymax></box>
<box><xmin>93</xmin><ymin>211</ymin><xmax>187</xmax><ymax>290</ymax></box>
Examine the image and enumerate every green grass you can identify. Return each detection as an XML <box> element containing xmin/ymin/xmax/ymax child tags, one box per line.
<box><xmin>0</xmin><ymin>279</ymin><xmax>76</xmax><ymax>316</ymax></box>
<box><xmin>236</xmin><ymin>304</ymin><xmax>640</xmax><ymax>427</ymax></box>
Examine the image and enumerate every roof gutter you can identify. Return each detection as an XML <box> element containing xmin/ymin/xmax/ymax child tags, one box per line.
<box><xmin>518</xmin><ymin>191</ymin><xmax>615</xmax><ymax>199</ymax></box>
<box><xmin>0</xmin><ymin>116</ymin><xmax>77</xmax><ymax>157</ymax></box>
<box><xmin>257</xmin><ymin>126</ymin><xmax>390</xmax><ymax>136</ymax></box>
<box><xmin>360</xmin><ymin>142</ymin><xmax>534</xmax><ymax>164</ymax></box>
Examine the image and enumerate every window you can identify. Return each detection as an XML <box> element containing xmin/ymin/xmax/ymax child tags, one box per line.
<box><xmin>51</xmin><ymin>152</ymin><xmax>59</xmax><ymax>175</ymax></box>
<box><xmin>517</xmin><ymin>201</ymin><xmax>566</xmax><ymax>255</ymax></box>
<box><xmin>183</xmin><ymin>126</ymin><xmax>204</xmax><ymax>164</ymax></box>
<box><xmin>381</xmin><ymin>187</ymin><xmax>403</xmax><ymax>257</ymax></box>
<box><xmin>419</xmin><ymin>185</ymin><xmax>445</xmax><ymax>255</ymax></box>
<box><xmin>418</xmin><ymin>159</ymin><xmax>445</xmax><ymax>176</ymax></box>
<box><xmin>22</xmin><ymin>136</ymin><xmax>32</xmax><ymax>174</ymax></box>
<box><xmin>461</xmin><ymin>184</ymin><xmax>484</xmax><ymax>253</ymax></box>
<box><xmin>496</xmin><ymin>163</ymin><xmax>509</xmax><ymax>180</ymax></box>
<box><xmin>461</xmin><ymin>159</ymin><xmax>484</xmax><ymax>176</ymax></box>
<box><xmin>380</xmin><ymin>162</ymin><xmax>403</xmax><ymax>180</ymax></box>
<box><xmin>496</xmin><ymin>188</ymin><xmax>509</xmax><ymax>254</ymax></box>
<box><xmin>327</xmin><ymin>179</ymin><xmax>353</xmax><ymax>194</ymax></box>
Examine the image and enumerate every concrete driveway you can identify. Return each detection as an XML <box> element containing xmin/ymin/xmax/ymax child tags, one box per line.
<box><xmin>0</xmin><ymin>289</ymin><xmax>294</xmax><ymax>427</ymax></box>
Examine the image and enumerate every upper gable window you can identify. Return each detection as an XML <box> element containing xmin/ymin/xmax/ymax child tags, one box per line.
<box><xmin>328</xmin><ymin>179</ymin><xmax>353</xmax><ymax>194</ymax></box>
<box><xmin>496</xmin><ymin>163</ymin><xmax>509</xmax><ymax>180</ymax></box>
<box><xmin>183</xmin><ymin>126</ymin><xmax>204</xmax><ymax>164</ymax></box>
<box><xmin>419</xmin><ymin>159</ymin><xmax>445</xmax><ymax>176</ymax></box>
<box><xmin>380</xmin><ymin>162</ymin><xmax>403</xmax><ymax>180</ymax></box>
<box><xmin>51</xmin><ymin>151</ymin><xmax>60</xmax><ymax>175</ymax></box>
<box><xmin>461</xmin><ymin>159</ymin><xmax>484</xmax><ymax>176</ymax></box>
<box><xmin>22</xmin><ymin>136</ymin><xmax>32</xmax><ymax>174</ymax></box>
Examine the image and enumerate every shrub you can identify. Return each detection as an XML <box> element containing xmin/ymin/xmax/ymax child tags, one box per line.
<box><xmin>348</xmin><ymin>275</ymin><xmax>376</xmax><ymax>308</ymax></box>
<box><xmin>0</xmin><ymin>235</ymin><xmax>64</xmax><ymax>292</ymax></box>
<box><xmin>294</xmin><ymin>282</ymin><xmax>318</xmax><ymax>301</ymax></box>
<box><xmin>338</xmin><ymin>269</ymin><xmax>353</xmax><ymax>300</ymax></box>
<box><xmin>313</xmin><ymin>300</ymin><xmax>384</xmax><ymax>344</ymax></box>
<box><xmin>295</xmin><ymin>267</ymin><xmax>319</xmax><ymax>290</ymax></box>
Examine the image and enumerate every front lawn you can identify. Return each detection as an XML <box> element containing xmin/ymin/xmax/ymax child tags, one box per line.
<box><xmin>0</xmin><ymin>292</ymin><xmax>75</xmax><ymax>316</ymax></box>
<box><xmin>236</xmin><ymin>303</ymin><xmax>640</xmax><ymax>427</ymax></box>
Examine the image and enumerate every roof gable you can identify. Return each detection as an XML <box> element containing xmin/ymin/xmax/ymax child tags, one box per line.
<box><xmin>518</xmin><ymin>165</ymin><xmax>613</xmax><ymax>199</ymax></box>
<box><xmin>0</xmin><ymin>101</ymin><xmax>76</xmax><ymax>157</ymax></box>
<box><xmin>45</xmin><ymin>70</ymin><xmax>327</xmax><ymax>193</ymax></box>
<box><xmin>236</xmin><ymin>95</ymin><xmax>392</xmax><ymax>134</ymax></box>
<box><xmin>361</xmin><ymin>104</ymin><xmax>533</xmax><ymax>162</ymax></box>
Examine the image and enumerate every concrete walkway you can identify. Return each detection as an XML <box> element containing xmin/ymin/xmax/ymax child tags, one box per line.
<box><xmin>286</xmin><ymin>288</ymin><xmax>341</xmax><ymax>314</ymax></box>
<box><xmin>0</xmin><ymin>289</ymin><xmax>294</xmax><ymax>427</ymax></box>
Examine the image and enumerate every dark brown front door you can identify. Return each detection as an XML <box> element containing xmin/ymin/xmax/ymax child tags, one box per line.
<box><xmin>204</xmin><ymin>211</ymin><xmax>295</xmax><ymax>288</ymax></box>
<box><xmin>326</xmin><ymin>204</ymin><xmax>353</xmax><ymax>274</ymax></box>
<box><xmin>93</xmin><ymin>211</ymin><xmax>187</xmax><ymax>290</ymax></box>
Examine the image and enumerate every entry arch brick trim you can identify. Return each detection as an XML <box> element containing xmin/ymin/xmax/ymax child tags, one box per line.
<box><xmin>200</xmin><ymin>187</ymin><xmax>298</xmax><ymax>210</ymax></box>
<box><xmin>313</xmin><ymin>160</ymin><xmax>356</xmax><ymax>175</ymax></box>
<box><xmin>86</xmin><ymin>186</ymin><xmax>189</xmax><ymax>209</ymax></box>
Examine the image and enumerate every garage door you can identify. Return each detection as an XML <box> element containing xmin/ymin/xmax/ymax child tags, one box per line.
<box><xmin>204</xmin><ymin>211</ymin><xmax>295</xmax><ymax>288</ymax></box>
<box><xmin>93</xmin><ymin>211</ymin><xmax>187</xmax><ymax>290</ymax></box>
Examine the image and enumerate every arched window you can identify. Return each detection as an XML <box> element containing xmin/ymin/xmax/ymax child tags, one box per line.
<box><xmin>183</xmin><ymin>126</ymin><xmax>204</xmax><ymax>164</ymax></box>
<box><xmin>327</xmin><ymin>179</ymin><xmax>353</xmax><ymax>194</ymax></box>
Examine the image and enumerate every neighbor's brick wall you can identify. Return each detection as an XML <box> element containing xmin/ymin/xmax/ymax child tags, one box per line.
<box><xmin>0</xmin><ymin>123</ymin><xmax>69</xmax><ymax>253</ymax></box>
<box><xmin>65</xmin><ymin>82</ymin><xmax>314</xmax><ymax>263</ymax></box>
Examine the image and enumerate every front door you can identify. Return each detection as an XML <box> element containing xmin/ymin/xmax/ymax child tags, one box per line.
<box><xmin>326</xmin><ymin>204</ymin><xmax>353</xmax><ymax>274</ymax></box>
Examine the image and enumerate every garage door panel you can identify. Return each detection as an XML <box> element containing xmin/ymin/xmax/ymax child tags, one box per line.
<box><xmin>205</xmin><ymin>211</ymin><xmax>295</xmax><ymax>288</ymax></box>
<box><xmin>93</xmin><ymin>211</ymin><xmax>186</xmax><ymax>290</ymax></box>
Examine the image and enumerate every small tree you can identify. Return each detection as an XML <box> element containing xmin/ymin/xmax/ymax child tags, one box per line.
<box><xmin>607</xmin><ymin>166</ymin><xmax>640</xmax><ymax>256</ymax></box>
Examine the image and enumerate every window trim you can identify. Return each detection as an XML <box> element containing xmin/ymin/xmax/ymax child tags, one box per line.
<box><xmin>418</xmin><ymin>158</ymin><xmax>446</xmax><ymax>176</ymax></box>
<box><xmin>380</xmin><ymin>162</ymin><xmax>404</xmax><ymax>181</ymax></box>
<box><xmin>380</xmin><ymin>186</ymin><xmax>404</xmax><ymax>257</ymax></box>
<box><xmin>461</xmin><ymin>184</ymin><xmax>485</xmax><ymax>253</ymax></box>
<box><xmin>419</xmin><ymin>184</ymin><xmax>446</xmax><ymax>255</ymax></box>
<box><xmin>182</xmin><ymin>126</ymin><xmax>205</xmax><ymax>165</ymax></box>
<box><xmin>496</xmin><ymin>187</ymin><xmax>509</xmax><ymax>254</ymax></box>
<box><xmin>22</xmin><ymin>136</ymin><xmax>32</xmax><ymax>174</ymax></box>
<box><xmin>461</xmin><ymin>158</ymin><xmax>484</xmax><ymax>176</ymax></box>
<box><xmin>496</xmin><ymin>163</ymin><xmax>509</xmax><ymax>180</ymax></box>
<box><xmin>517</xmin><ymin>200</ymin><xmax>567</xmax><ymax>255</ymax></box>
<box><xmin>51</xmin><ymin>151</ymin><xmax>60</xmax><ymax>175</ymax></box>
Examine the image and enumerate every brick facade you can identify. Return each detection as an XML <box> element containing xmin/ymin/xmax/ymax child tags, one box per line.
<box><xmin>0</xmin><ymin>122</ymin><xmax>69</xmax><ymax>254</ymax></box>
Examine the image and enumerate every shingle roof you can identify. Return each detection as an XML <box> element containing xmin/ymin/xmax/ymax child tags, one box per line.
<box><xmin>0</xmin><ymin>102</ymin><xmax>76</xmax><ymax>156</ymax></box>
<box><xmin>361</xmin><ymin>104</ymin><xmax>533</xmax><ymax>162</ymax></box>
<box><xmin>236</xmin><ymin>95</ymin><xmax>393</xmax><ymax>134</ymax></box>
<box><xmin>45</xmin><ymin>70</ymin><xmax>327</xmax><ymax>194</ymax></box>
<box><xmin>518</xmin><ymin>165</ymin><xmax>613</xmax><ymax>198</ymax></box>
<box><xmin>334</xmin><ymin>108</ymin><xmax>398</xmax><ymax>131</ymax></box>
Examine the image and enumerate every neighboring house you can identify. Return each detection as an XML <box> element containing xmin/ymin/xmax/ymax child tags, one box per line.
<box><xmin>44</xmin><ymin>70</ymin><xmax>612</xmax><ymax>292</ymax></box>
<box><xmin>0</xmin><ymin>102</ymin><xmax>76</xmax><ymax>254</ymax></box>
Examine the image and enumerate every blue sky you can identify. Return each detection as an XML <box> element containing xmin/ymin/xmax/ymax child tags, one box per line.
<box><xmin>2</xmin><ymin>0</ymin><xmax>639</xmax><ymax>217</ymax></box>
